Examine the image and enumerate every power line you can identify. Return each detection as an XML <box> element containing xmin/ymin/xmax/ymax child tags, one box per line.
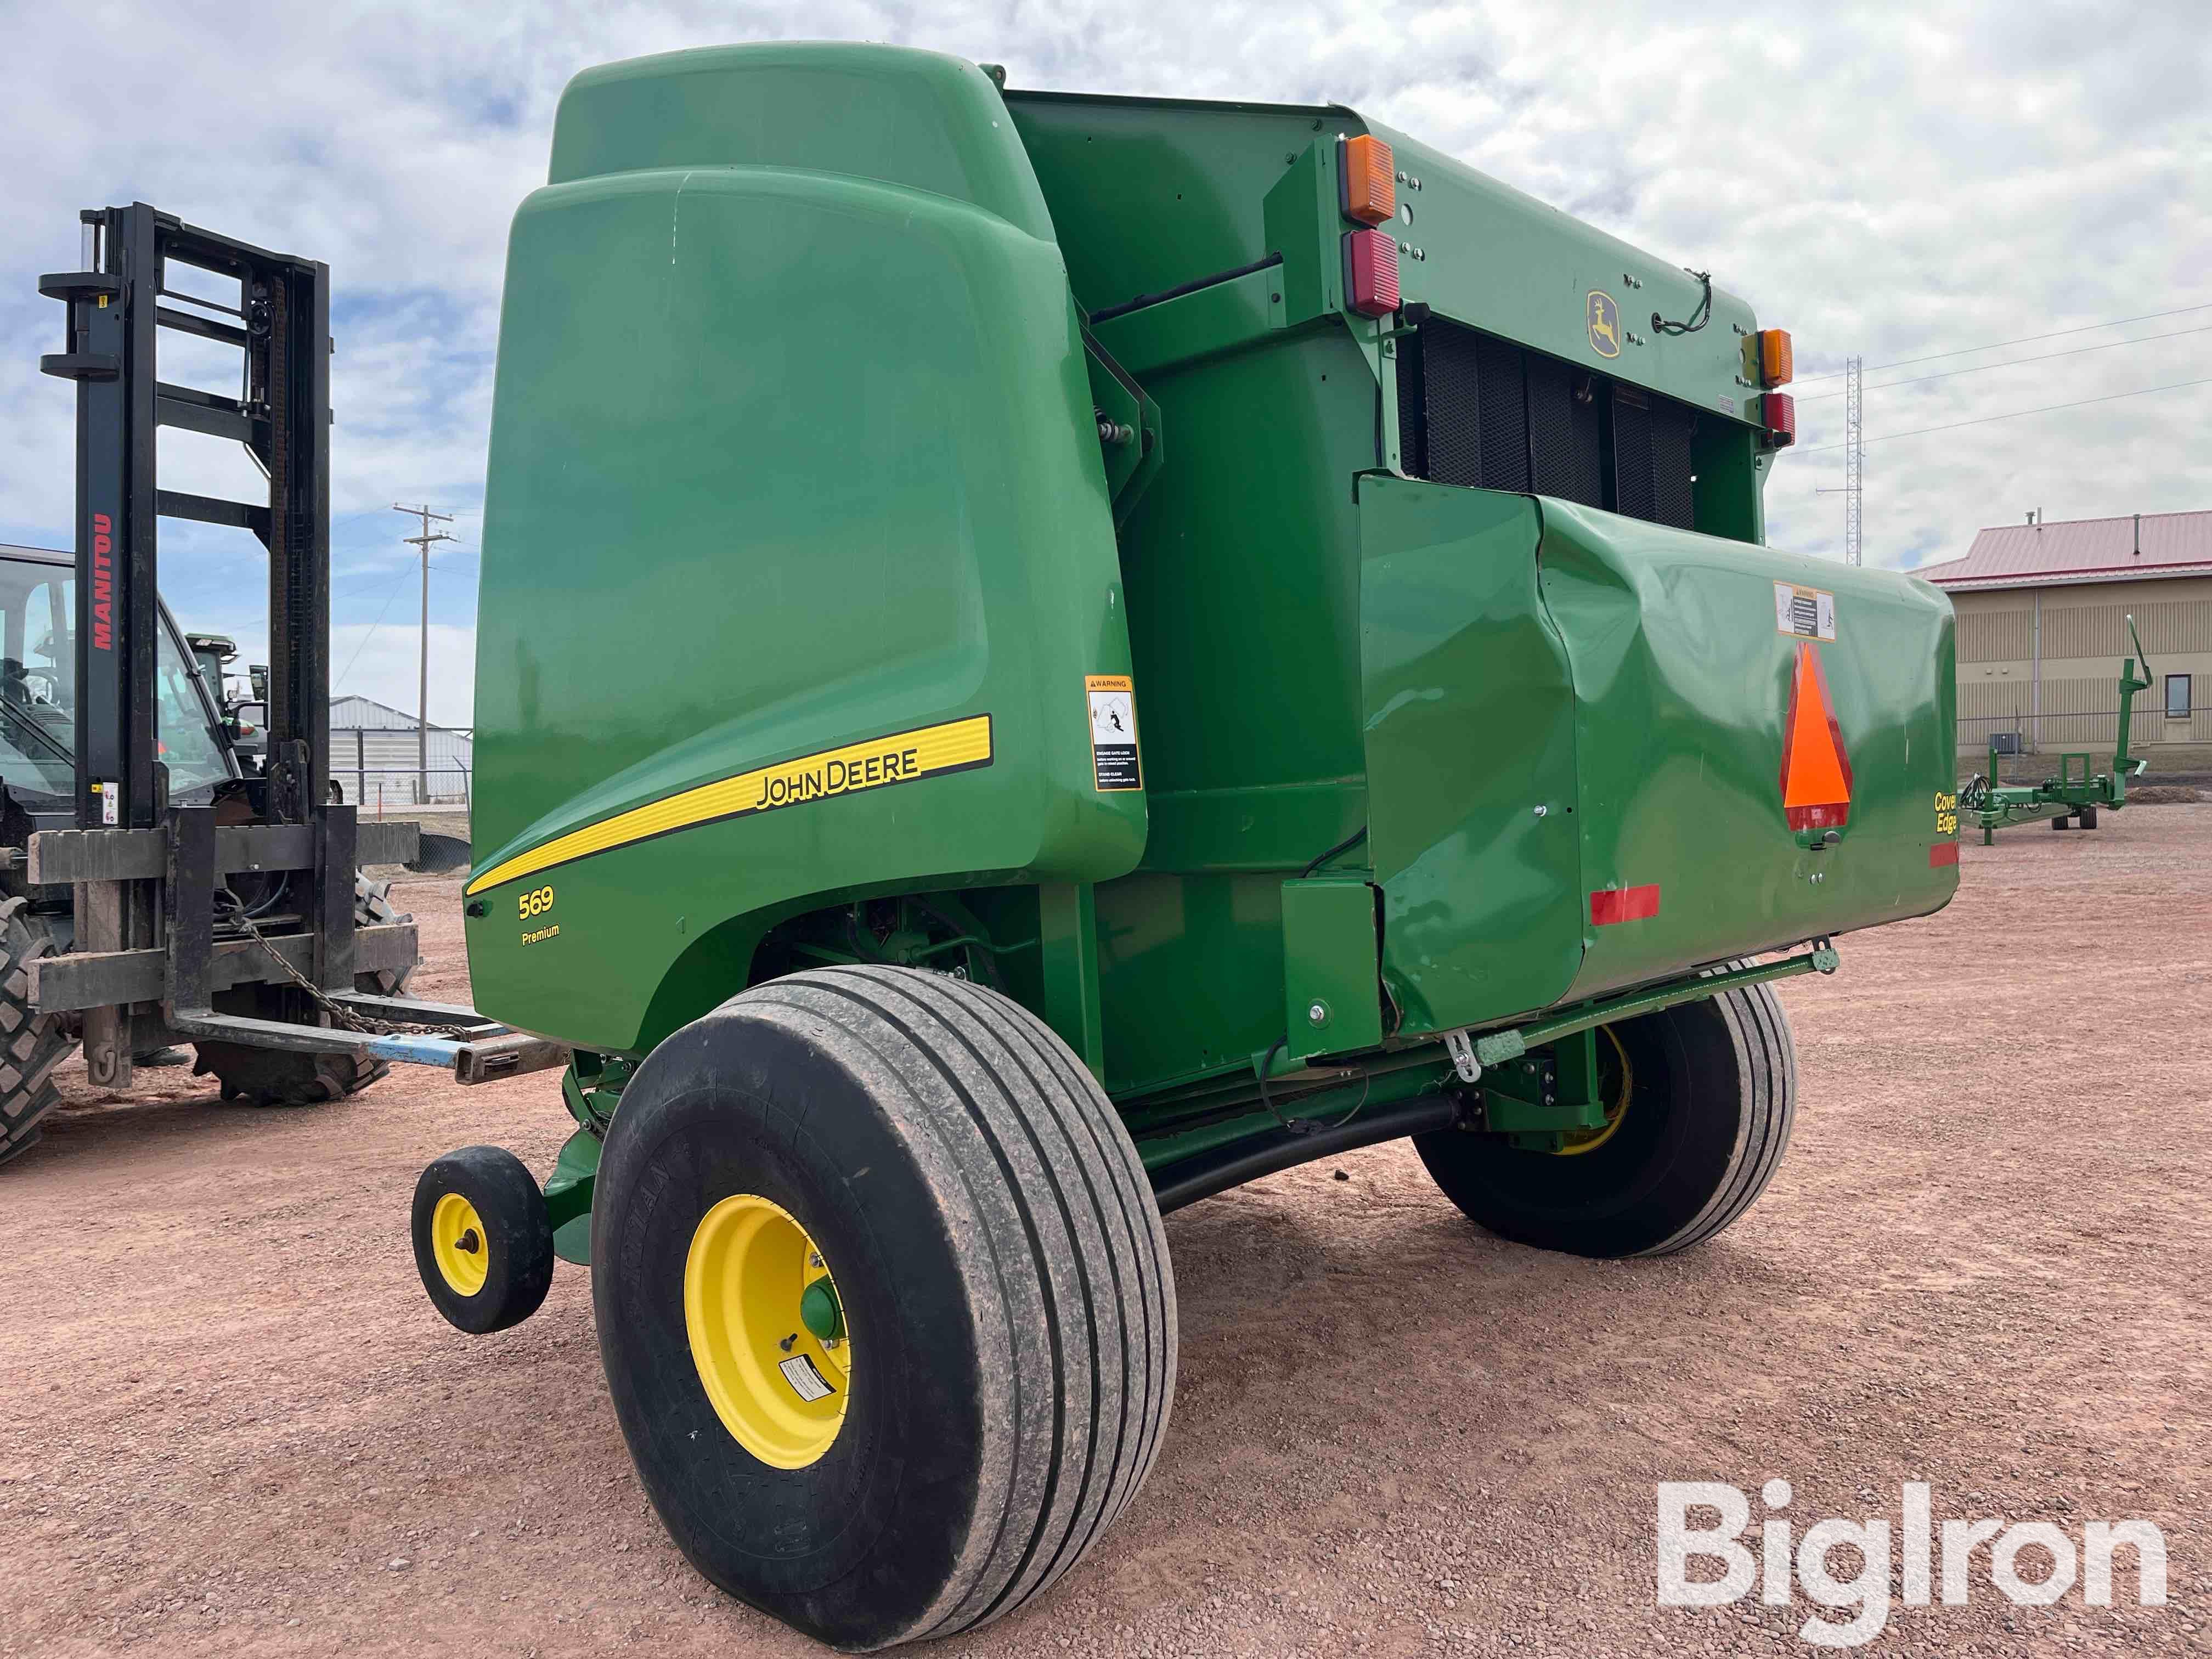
<box><xmin>1794</xmin><ymin>323</ymin><xmax>2212</xmax><ymax>402</ymax></box>
<box><xmin>1794</xmin><ymin>302</ymin><xmax>2212</xmax><ymax>385</ymax></box>
<box><xmin>1795</xmin><ymin>376</ymin><xmax>2212</xmax><ymax>455</ymax></box>
<box><xmin>1842</xmin><ymin>355</ymin><xmax>1862</xmax><ymax>566</ymax></box>
<box><xmin>334</xmin><ymin>568</ymin><xmax>413</xmax><ymax>687</ymax></box>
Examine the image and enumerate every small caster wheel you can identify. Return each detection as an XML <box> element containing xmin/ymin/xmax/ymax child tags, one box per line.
<box><xmin>413</xmin><ymin>1145</ymin><xmax>555</xmax><ymax>1334</ymax></box>
<box><xmin>2050</xmin><ymin>815</ymin><xmax>2070</xmax><ymax>830</ymax></box>
<box><xmin>2078</xmin><ymin>806</ymin><xmax>2098</xmax><ymax>828</ymax></box>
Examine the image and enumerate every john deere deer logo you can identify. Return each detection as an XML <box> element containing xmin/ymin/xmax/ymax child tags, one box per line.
<box><xmin>1587</xmin><ymin>290</ymin><xmax>1621</xmax><ymax>358</ymax></box>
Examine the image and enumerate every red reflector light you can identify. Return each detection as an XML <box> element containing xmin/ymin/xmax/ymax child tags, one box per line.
<box><xmin>1343</xmin><ymin>228</ymin><xmax>1399</xmax><ymax>317</ymax></box>
<box><xmin>1762</xmin><ymin>391</ymin><xmax>1796</xmax><ymax>447</ymax></box>
<box><xmin>1930</xmin><ymin>841</ymin><xmax>1960</xmax><ymax>868</ymax></box>
<box><xmin>1589</xmin><ymin>884</ymin><xmax>1661</xmax><ymax>926</ymax></box>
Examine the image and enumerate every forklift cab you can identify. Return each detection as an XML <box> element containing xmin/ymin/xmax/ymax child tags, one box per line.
<box><xmin>0</xmin><ymin>541</ymin><xmax>234</xmax><ymax>826</ymax></box>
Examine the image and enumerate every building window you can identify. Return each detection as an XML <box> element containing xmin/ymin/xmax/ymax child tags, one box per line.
<box><xmin>2168</xmin><ymin>674</ymin><xmax>2193</xmax><ymax>720</ymax></box>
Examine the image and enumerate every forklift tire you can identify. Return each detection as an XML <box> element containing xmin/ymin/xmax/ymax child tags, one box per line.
<box><xmin>2078</xmin><ymin>806</ymin><xmax>2098</xmax><ymax>829</ymax></box>
<box><xmin>190</xmin><ymin>878</ymin><xmax>417</xmax><ymax>1107</ymax></box>
<box><xmin>0</xmin><ymin>898</ymin><xmax>75</xmax><ymax>1169</ymax></box>
<box><xmin>412</xmin><ymin>1144</ymin><xmax>556</xmax><ymax>1334</ymax></box>
<box><xmin>1414</xmin><ymin>978</ymin><xmax>1796</xmax><ymax>1259</ymax></box>
<box><xmin>591</xmin><ymin>966</ymin><xmax>1176</xmax><ymax>1651</ymax></box>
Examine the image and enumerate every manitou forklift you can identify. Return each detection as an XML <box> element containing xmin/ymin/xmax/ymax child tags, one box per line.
<box><xmin>5</xmin><ymin>205</ymin><xmax>556</xmax><ymax>1168</ymax></box>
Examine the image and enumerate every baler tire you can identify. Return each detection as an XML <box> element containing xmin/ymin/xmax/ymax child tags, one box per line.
<box><xmin>1414</xmin><ymin>977</ymin><xmax>1797</xmax><ymax>1259</ymax></box>
<box><xmin>591</xmin><ymin>965</ymin><xmax>1176</xmax><ymax>1652</ymax></box>
<box><xmin>0</xmin><ymin>898</ymin><xmax>76</xmax><ymax>1170</ymax></box>
<box><xmin>189</xmin><ymin>878</ymin><xmax>417</xmax><ymax>1108</ymax></box>
<box><xmin>412</xmin><ymin>1144</ymin><xmax>557</xmax><ymax>1334</ymax></box>
<box><xmin>2051</xmin><ymin>815</ymin><xmax>2070</xmax><ymax>830</ymax></box>
<box><xmin>2078</xmin><ymin>806</ymin><xmax>2098</xmax><ymax>829</ymax></box>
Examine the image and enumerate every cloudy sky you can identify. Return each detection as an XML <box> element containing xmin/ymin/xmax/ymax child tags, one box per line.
<box><xmin>1</xmin><ymin>2</ymin><xmax>2205</xmax><ymax>726</ymax></box>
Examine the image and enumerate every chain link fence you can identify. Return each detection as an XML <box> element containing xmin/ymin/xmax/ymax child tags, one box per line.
<box><xmin>1958</xmin><ymin>702</ymin><xmax>2200</xmax><ymax>756</ymax></box>
<box><xmin>332</xmin><ymin>728</ymin><xmax>472</xmax><ymax>808</ymax></box>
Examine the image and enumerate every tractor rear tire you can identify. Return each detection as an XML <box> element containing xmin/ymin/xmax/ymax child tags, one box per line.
<box><xmin>1414</xmin><ymin>978</ymin><xmax>1797</xmax><ymax>1259</ymax></box>
<box><xmin>591</xmin><ymin>966</ymin><xmax>1177</xmax><ymax>1651</ymax></box>
<box><xmin>190</xmin><ymin>877</ymin><xmax>418</xmax><ymax>1108</ymax></box>
<box><xmin>0</xmin><ymin>898</ymin><xmax>76</xmax><ymax>1169</ymax></box>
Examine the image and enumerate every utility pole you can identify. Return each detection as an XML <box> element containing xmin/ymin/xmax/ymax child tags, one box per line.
<box><xmin>1842</xmin><ymin>353</ymin><xmax>1864</xmax><ymax>567</ymax></box>
<box><xmin>392</xmin><ymin>504</ymin><xmax>454</xmax><ymax>804</ymax></box>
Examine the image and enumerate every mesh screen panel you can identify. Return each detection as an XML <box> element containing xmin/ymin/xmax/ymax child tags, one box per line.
<box><xmin>1418</xmin><ymin>320</ymin><xmax>1488</xmax><ymax>488</ymax></box>
<box><xmin>1474</xmin><ymin>334</ymin><xmax>1531</xmax><ymax>493</ymax></box>
<box><xmin>1611</xmin><ymin>389</ymin><xmax>1656</xmax><ymax>524</ymax></box>
<box><xmin>1525</xmin><ymin>353</ymin><xmax>1605</xmax><ymax>509</ymax></box>
<box><xmin>1395</xmin><ymin>328</ymin><xmax>1426</xmax><ymax>478</ymax></box>
<box><xmin>1395</xmin><ymin>316</ymin><xmax>1700</xmax><ymax>532</ymax></box>
<box><xmin>1651</xmin><ymin>400</ymin><xmax>1697</xmax><ymax>531</ymax></box>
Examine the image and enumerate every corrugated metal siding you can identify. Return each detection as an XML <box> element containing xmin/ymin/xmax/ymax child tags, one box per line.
<box><xmin>329</xmin><ymin>721</ymin><xmax>474</xmax><ymax>805</ymax></box>
<box><xmin>1957</xmin><ymin>607</ymin><xmax>2032</xmax><ymax>663</ymax></box>
<box><xmin>2039</xmin><ymin>598</ymin><xmax>2212</xmax><ymax>661</ymax></box>
<box><xmin>1957</xmin><ymin>680</ymin><xmax>2030</xmax><ymax>723</ymax></box>
<box><xmin>2137</xmin><ymin>598</ymin><xmax>2211</xmax><ymax>655</ymax></box>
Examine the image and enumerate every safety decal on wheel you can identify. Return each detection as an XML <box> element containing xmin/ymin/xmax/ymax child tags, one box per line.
<box><xmin>1774</xmin><ymin>580</ymin><xmax>1836</xmax><ymax>641</ymax></box>
<box><xmin>778</xmin><ymin>1354</ymin><xmax>835</xmax><ymax>1402</ymax></box>
<box><xmin>1086</xmin><ymin>674</ymin><xmax>1142</xmax><ymax>792</ymax></box>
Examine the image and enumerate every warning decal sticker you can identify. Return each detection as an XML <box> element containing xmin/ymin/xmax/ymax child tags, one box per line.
<box><xmin>1774</xmin><ymin>580</ymin><xmax>1837</xmax><ymax>641</ymax></box>
<box><xmin>778</xmin><ymin>1354</ymin><xmax>834</xmax><ymax>1402</ymax></box>
<box><xmin>1086</xmin><ymin>674</ymin><xmax>1142</xmax><ymax>793</ymax></box>
<box><xmin>1779</xmin><ymin>641</ymin><xmax>1854</xmax><ymax>832</ymax></box>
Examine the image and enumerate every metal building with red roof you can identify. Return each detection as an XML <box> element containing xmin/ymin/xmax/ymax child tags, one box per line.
<box><xmin>1917</xmin><ymin>510</ymin><xmax>2209</xmax><ymax>759</ymax></box>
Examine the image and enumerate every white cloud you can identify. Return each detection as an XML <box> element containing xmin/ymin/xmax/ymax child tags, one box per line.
<box><xmin>3</xmin><ymin>0</ymin><xmax>2207</xmax><ymax>660</ymax></box>
<box><xmin>330</xmin><ymin>620</ymin><xmax>479</xmax><ymax>730</ymax></box>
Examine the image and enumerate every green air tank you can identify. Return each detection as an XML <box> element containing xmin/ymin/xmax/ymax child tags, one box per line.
<box><xmin>416</xmin><ymin>42</ymin><xmax>1957</xmax><ymax>1651</ymax></box>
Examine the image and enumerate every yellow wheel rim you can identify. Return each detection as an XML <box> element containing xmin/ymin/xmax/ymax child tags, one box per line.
<box><xmin>684</xmin><ymin>1193</ymin><xmax>852</xmax><ymax>1469</ymax></box>
<box><xmin>1555</xmin><ymin>1025</ymin><xmax>1634</xmax><ymax>1158</ymax></box>
<box><xmin>430</xmin><ymin>1192</ymin><xmax>490</xmax><ymax>1296</ymax></box>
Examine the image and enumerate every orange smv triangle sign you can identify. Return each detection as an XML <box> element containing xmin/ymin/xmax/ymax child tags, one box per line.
<box><xmin>1780</xmin><ymin>640</ymin><xmax>1853</xmax><ymax>831</ymax></box>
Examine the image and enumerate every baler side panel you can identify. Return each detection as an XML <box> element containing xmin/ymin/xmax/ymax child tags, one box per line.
<box><xmin>465</xmin><ymin>165</ymin><xmax>1141</xmax><ymax>1053</ymax></box>
<box><xmin>1109</xmin><ymin>329</ymin><xmax>1380</xmax><ymax>874</ymax></box>
<box><xmin>1006</xmin><ymin>93</ymin><xmax>1368</xmax><ymax>318</ymax></box>
<box><xmin>548</xmin><ymin>43</ymin><xmax>1057</xmax><ymax>240</ymax></box>
<box><xmin>1535</xmin><ymin>501</ymin><xmax>1960</xmax><ymax>1004</ymax></box>
<box><xmin>1358</xmin><ymin>477</ymin><xmax>1586</xmax><ymax>1036</ymax></box>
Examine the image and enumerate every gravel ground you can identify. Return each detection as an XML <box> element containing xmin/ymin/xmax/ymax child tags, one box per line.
<box><xmin>4</xmin><ymin>808</ymin><xmax>2208</xmax><ymax>1658</ymax></box>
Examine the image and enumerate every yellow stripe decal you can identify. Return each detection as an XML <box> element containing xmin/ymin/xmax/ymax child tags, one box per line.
<box><xmin>466</xmin><ymin>715</ymin><xmax>993</xmax><ymax>895</ymax></box>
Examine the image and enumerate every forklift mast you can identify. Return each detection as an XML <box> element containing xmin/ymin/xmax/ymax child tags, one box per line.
<box><xmin>30</xmin><ymin>205</ymin><xmax>428</xmax><ymax>1092</ymax></box>
<box><xmin>41</xmin><ymin>205</ymin><xmax>330</xmax><ymax>828</ymax></box>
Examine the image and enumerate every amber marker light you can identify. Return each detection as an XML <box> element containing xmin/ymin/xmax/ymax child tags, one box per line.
<box><xmin>1340</xmin><ymin>134</ymin><xmax>1396</xmax><ymax>226</ymax></box>
<box><xmin>1757</xmin><ymin>328</ymin><xmax>1795</xmax><ymax>386</ymax></box>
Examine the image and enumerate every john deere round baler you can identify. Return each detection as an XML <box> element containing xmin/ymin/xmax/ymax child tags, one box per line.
<box><xmin>410</xmin><ymin>43</ymin><xmax>1957</xmax><ymax>1650</ymax></box>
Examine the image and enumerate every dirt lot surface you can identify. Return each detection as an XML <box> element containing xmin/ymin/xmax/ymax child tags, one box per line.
<box><xmin>6</xmin><ymin>810</ymin><xmax>2208</xmax><ymax>1657</ymax></box>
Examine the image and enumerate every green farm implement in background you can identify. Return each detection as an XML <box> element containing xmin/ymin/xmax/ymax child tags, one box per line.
<box><xmin>1957</xmin><ymin>618</ymin><xmax>2153</xmax><ymax>842</ymax></box>
<box><xmin>403</xmin><ymin>43</ymin><xmax>1959</xmax><ymax>1650</ymax></box>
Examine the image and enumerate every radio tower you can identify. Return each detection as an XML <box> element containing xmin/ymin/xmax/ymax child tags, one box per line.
<box><xmin>1843</xmin><ymin>354</ymin><xmax>1864</xmax><ymax>567</ymax></box>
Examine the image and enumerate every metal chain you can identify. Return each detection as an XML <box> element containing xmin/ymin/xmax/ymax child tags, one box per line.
<box><xmin>217</xmin><ymin>889</ymin><xmax>449</xmax><ymax>1037</ymax></box>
